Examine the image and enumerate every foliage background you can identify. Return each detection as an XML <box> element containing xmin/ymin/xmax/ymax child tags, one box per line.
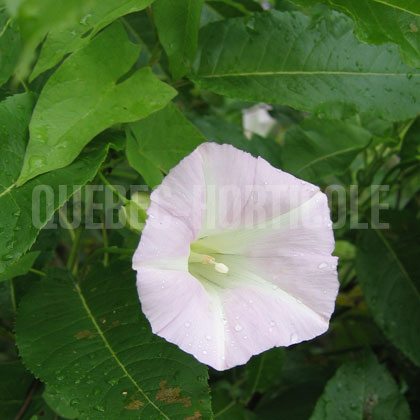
<box><xmin>0</xmin><ymin>0</ymin><xmax>420</xmax><ymax>419</ymax></box>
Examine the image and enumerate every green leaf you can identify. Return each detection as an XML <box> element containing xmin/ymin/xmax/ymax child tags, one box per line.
<box><xmin>0</xmin><ymin>251</ymin><xmax>39</xmax><ymax>282</ymax></box>
<box><xmin>17</xmin><ymin>22</ymin><xmax>176</xmax><ymax>186</ymax></box>
<box><xmin>16</xmin><ymin>262</ymin><xmax>212</xmax><ymax>419</ymax></box>
<box><xmin>192</xmin><ymin>10</ymin><xmax>420</xmax><ymax>121</ymax></box>
<box><xmin>43</xmin><ymin>385</ymin><xmax>79</xmax><ymax>419</ymax></box>
<box><xmin>30</xmin><ymin>0</ymin><xmax>154</xmax><ymax>80</ymax></box>
<box><xmin>126</xmin><ymin>102</ymin><xmax>207</xmax><ymax>187</ymax></box>
<box><xmin>0</xmin><ymin>93</ymin><xmax>115</xmax><ymax>273</ymax></box>
<box><xmin>153</xmin><ymin>0</ymin><xmax>204</xmax><ymax>81</ymax></box>
<box><xmin>310</xmin><ymin>351</ymin><xmax>410</xmax><ymax>420</ymax></box>
<box><xmin>291</xmin><ymin>0</ymin><xmax>420</xmax><ymax>68</ymax></box>
<box><xmin>0</xmin><ymin>361</ymin><xmax>56</xmax><ymax>420</ymax></box>
<box><xmin>4</xmin><ymin>0</ymin><xmax>94</xmax><ymax>78</ymax></box>
<box><xmin>356</xmin><ymin>220</ymin><xmax>420</xmax><ymax>366</ymax></box>
<box><xmin>245</xmin><ymin>348</ymin><xmax>285</xmax><ymax>398</ymax></box>
<box><xmin>0</xmin><ymin>361</ymin><xmax>34</xmax><ymax>418</ymax></box>
<box><xmin>206</xmin><ymin>0</ymin><xmax>263</xmax><ymax>18</ymax></box>
<box><xmin>283</xmin><ymin>118</ymin><xmax>372</xmax><ymax>182</ymax></box>
<box><xmin>0</xmin><ymin>7</ymin><xmax>20</xmax><ymax>87</ymax></box>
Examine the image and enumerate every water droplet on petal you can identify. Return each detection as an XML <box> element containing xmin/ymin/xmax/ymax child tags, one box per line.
<box><xmin>185</xmin><ymin>322</ymin><xmax>191</xmax><ymax>328</ymax></box>
<box><xmin>205</xmin><ymin>335</ymin><xmax>212</xmax><ymax>341</ymax></box>
<box><xmin>234</xmin><ymin>324</ymin><xmax>243</xmax><ymax>332</ymax></box>
<box><xmin>318</xmin><ymin>262</ymin><xmax>328</xmax><ymax>269</ymax></box>
<box><xmin>290</xmin><ymin>332</ymin><xmax>298</xmax><ymax>342</ymax></box>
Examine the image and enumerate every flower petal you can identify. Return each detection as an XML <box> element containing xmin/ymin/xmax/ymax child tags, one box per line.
<box><xmin>136</xmin><ymin>267</ymin><xmax>229</xmax><ymax>370</ymax></box>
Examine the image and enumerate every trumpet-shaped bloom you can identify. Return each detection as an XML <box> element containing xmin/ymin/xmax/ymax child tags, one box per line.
<box><xmin>133</xmin><ymin>143</ymin><xmax>338</xmax><ymax>370</ymax></box>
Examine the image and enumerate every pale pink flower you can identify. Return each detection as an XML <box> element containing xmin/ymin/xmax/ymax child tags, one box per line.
<box><xmin>133</xmin><ymin>143</ymin><xmax>338</xmax><ymax>370</ymax></box>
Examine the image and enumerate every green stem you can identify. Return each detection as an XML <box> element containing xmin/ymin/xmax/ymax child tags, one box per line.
<box><xmin>0</xmin><ymin>17</ymin><xmax>11</xmax><ymax>38</ymax></box>
<box><xmin>67</xmin><ymin>227</ymin><xmax>82</xmax><ymax>272</ymax></box>
<box><xmin>100</xmin><ymin>213</ymin><xmax>109</xmax><ymax>268</ymax></box>
<box><xmin>121</xmin><ymin>17</ymin><xmax>142</xmax><ymax>45</ymax></box>
<box><xmin>10</xmin><ymin>279</ymin><xmax>16</xmax><ymax>313</ymax></box>
<box><xmin>29</xmin><ymin>268</ymin><xmax>46</xmax><ymax>277</ymax></box>
<box><xmin>98</xmin><ymin>171</ymin><xmax>128</xmax><ymax>204</ymax></box>
<box><xmin>58</xmin><ymin>208</ymin><xmax>76</xmax><ymax>241</ymax></box>
<box><xmin>214</xmin><ymin>400</ymin><xmax>236</xmax><ymax>418</ymax></box>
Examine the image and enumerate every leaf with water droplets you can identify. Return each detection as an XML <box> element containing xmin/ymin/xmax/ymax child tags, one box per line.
<box><xmin>17</xmin><ymin>21</ymin><xmax>176</xmax><ymax>186</ymax></box>
<box><xmin>290</xmin><ymin>0</ymin><xmax>420</xmax><ymax>68</ymax></box>
<box><xmin>192</xmin><ymin>10</ymin><xmax>420</xmax><ymax>121</ymax></box>
<box><xmin>16</xmin><ymin>262</ymin><xmax>212</xmax><ymax>419</ymax></box>
<box><xmin>310</xmin><ymin>350</ymin><xmax>410</xmax><ymax>419</ymax></box>
<box><xmin>30</xmin><ymin>0</ymin><xmax>154</xmax><ymax>80</ymax></box>
<box><xmin>0</xmin><ymin>251</ymin><xmax>40</xmax><ymax>283</ymax></box>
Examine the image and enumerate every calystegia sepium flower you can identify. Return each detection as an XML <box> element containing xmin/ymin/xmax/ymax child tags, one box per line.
<box><xmin>133</xmin><ymin>143</ymin><xmax>338</xmax><ymax>370</ymax></box>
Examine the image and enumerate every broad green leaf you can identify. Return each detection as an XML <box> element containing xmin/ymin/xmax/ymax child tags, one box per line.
<box><xmin>0</xmin><ymin>7</ymin><xmax>20</xmax><ymax>87</ymax></box>
<box><xmin>126</xmin><ymin>102</ymin><xmax>207</xmax><ymax>187</ymax></box>
<box><xmin>291</xmin><ymin>0</ymin><xmax>420</xmax><ymax>68</ymax></box>
<box><xmin>0</xmin><ymin>251</ymin><xmax>39</xmax><ymax>282</ymax></box>
<box><xmin>30</xmin><ymin>0</ymin><xmax>154</xmax><ymax>80</ymax></box>
<box><xmin>0</xmin><ymin>93</ymin><xmax>116</xmax><ymax>273</ymax></box>
<box><xmin>153</xmin><ymin>0</ymin><xmax>204</xmax><ymax>81</ymax></box>
<box><xmin>4</xmin><ymin>0</ymin><xmax>93</xmax><ymax>78</ymax></box>
<box><xmin>16</xmin><ymin>262</ymin><xmax>212</xmax><ymax>419</ymax></box>
<box><xmin>192</xmin><ymin>10</ymin><xmax>420</xmax><ymax>121</ymax></box>
<box><xmin>17</xmin><ymin>22</ymin><xmax>176</xmax><ymax>186</ymax></box>
<box><xmin>283</xmin><ymin>118</ymin><xmax>372</xmax><ymax>182</ymax></box>
<box><xmin>377</xmin><ymin>0</ymin><xmax>420</xmax><ymax>16</ymax></box>
<box><xmin>356</xmin><ymin>220</ymin><xmax>420</xmax><ymax>366</ymax></box>
<box><xmin>310</xmin><ymin>351</ymin><xmax>410</xmax><ymax>419</ymax></box>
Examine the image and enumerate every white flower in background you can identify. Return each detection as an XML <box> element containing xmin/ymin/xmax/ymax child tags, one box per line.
<box><xmin>242</xmin><ymin>103</ymin><xmax>276</xmax><ymax>139</ymax></box>
<box><xmin>133</xmin><ymin>143</ymin><xmax>339</xmax><ymax>370</ymax></box>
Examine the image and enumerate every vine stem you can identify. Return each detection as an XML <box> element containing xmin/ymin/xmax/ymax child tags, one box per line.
<box><xmin>14</xmin><ymin>380</ymin><xmax>39</xmax><ymax>420</ymax></box>
<box><xmin>67</xmin><ymin>226</ymin><xmax>82</xmax><ymax>273</ymax></box>
<box><xmin>98</xmin><ymin>171</ymin><xmax>128</xmax><ymax>204</ymax></box>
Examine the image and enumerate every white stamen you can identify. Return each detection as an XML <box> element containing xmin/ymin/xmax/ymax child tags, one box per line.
<box><xmin>214</xmin><ymin>262</ymin><xmax>229</xmax><ymax>274</ymax></box>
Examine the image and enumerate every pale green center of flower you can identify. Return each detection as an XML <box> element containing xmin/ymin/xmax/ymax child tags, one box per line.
<box><xmin>188</xmin><ymin>250</ymin><xmax>229</xmax><ymax>274</ymax></box>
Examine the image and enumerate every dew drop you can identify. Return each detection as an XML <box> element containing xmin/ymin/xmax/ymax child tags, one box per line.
<box><xmin>94</xmin><ymin>405</ymin><xmax>105</xmax><ymax>412</ymax></box>
<box><xmin>185</xmin><ymin>322</ymin><xmax>191</xmax><ymax>328</ymax></box>
<box><xmin>243</xmin><ymin>335</ymin><xmax>248</xmax><ymax>339</ymax></box>
<box><xmin>290</xmin><ymin>332</ymin><xmax>298</xmax><ymax>342</ymax></box>
<box><xmin>270</xmin><ymin>321</ymin><xmax>276</xmax><ymax>327</ymax></box>
<box><xmin>234</xmin><ymin>324</ymin><xmax>243</xmax><ymax>332</ymax></box>
<box><xmin>202</xmin><ymin>350</ymin><xmax>207</xmax><ymax>355</ymax></box>
<box><xmin>205</xmin><ymin>335</ymin><xmax>212</xmax><ymax>341</ymax></box>
<box><xmin>318</xmin><ymin>262</ymin><xmax>328</xmax><ymax>269</ymax></box>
